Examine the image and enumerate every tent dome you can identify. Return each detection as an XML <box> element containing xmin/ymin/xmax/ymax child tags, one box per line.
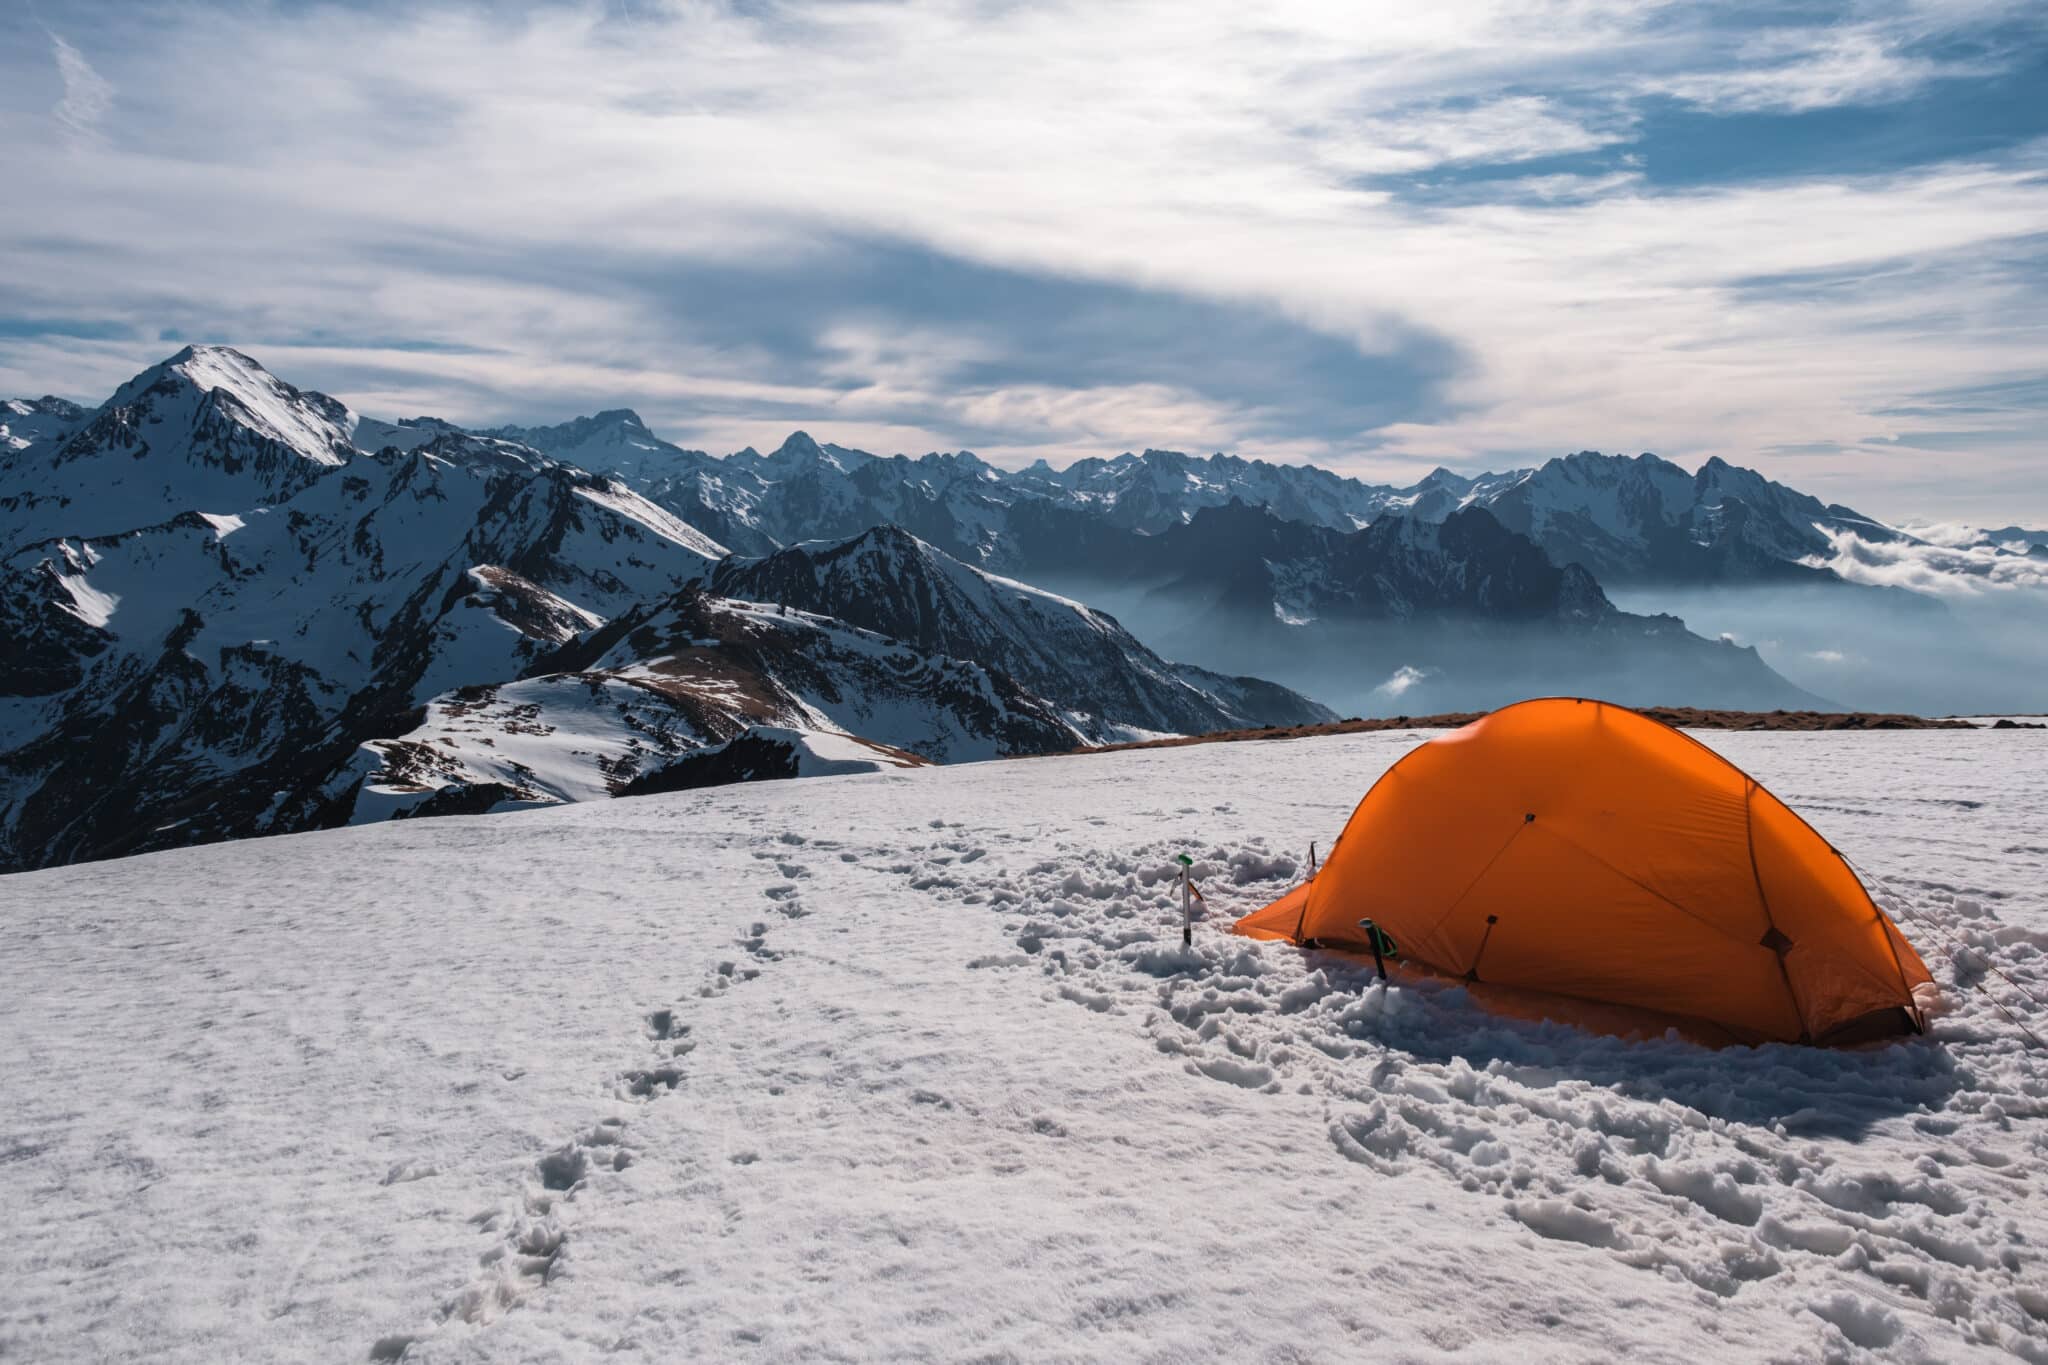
<box><xmin>1235</xmin><ymin>698</ymin><xmax>1931</xmax><ymax>1045</ymax></box>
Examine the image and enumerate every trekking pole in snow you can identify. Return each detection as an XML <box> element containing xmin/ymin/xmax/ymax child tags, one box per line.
<box><xmin>1177</xmin><ymin>853</ymin><xmax>1194</xmax><ymax>946</ymax></box>
<box><xmin>1309</xmin><ymin>841</ymin><xmax>1317</xmax><ymax>874</ymax></box>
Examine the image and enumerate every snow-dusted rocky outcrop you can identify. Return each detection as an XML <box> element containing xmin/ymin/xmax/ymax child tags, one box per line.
<box><xmin>0</xmin><ymin>421</ymin><xmax>735</xmax><ymax>869</ymax></box>
<box><xmin>340</xmin><ymin>589</ymin><xmax>1081</xmax><ymax>821</ymax></box>
<box><xmin>710</xmin><ymin>526</ymin><xmax>1335</xmax><ymax>741</ymax></box>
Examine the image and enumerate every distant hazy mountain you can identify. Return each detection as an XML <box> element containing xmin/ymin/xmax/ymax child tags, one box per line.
<box><xmin>476</xmin><ymin>415</ymin><xmax>1957</xmax><ymax>594</ymax></box>
<box><xmin>0</xmin><ymin>396</ymin><xmax>89</xmax><ymax>460</ymax></box>
<box><xmin>992</xmin><ymin>500</ymin><xmax>1823</xmax><ymax>716</ymax></box>
<box><xmin>1470</xmin><ymin>451</ymin><xmax>1908</xmax><ymax>586</ymax></box>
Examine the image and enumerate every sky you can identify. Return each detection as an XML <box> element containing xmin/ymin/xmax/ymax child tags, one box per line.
<box><xmin>1</xmin><ymin>0</ymin><xmax>2044</xmax><ymax>524</ymax></box>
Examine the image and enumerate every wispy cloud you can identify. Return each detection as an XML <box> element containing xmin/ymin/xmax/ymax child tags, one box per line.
<box><xmin>48</xmin><ymin>34</ymin><xmax>111</xmax><ymax>140</ymax></box>
<box><xmin>1376</xmin><ymin>665</ymin><xmax>1434</xmax><ymax>698</ymax></box>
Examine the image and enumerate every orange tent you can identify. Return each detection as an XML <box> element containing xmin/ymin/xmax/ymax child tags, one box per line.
<box><xmin>1235</xmin><ymin>698</ymin><xmax>1931</xmax><ymax>1045</ymax></box>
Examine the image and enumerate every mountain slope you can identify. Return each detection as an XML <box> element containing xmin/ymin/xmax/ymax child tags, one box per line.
<box><xmin>0</xmin><ymin>418</ymin><xmax>731</xmax><ymax>870</ymax></box>
<box><xmin>340</xmin><ymin>588</ymin><xmax>1083</xmax><ymax>821</ymax></box>
<box><xmin>710</xmin><ymin>526</ymin><xmax>1335</xmax><ymax>741</ymax></box>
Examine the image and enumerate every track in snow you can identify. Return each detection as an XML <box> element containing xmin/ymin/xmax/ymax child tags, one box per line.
<box><xmin>3</xmin><ymin>727</ymin><xmax>2044</xmax><ymax>1363</ymax></box>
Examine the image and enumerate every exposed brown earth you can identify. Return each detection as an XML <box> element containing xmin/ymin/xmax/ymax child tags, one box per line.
<box><xmin>1057</xmin><ymin>705</ymin><xmax>1983</xmax><ymax>757</ymax></box>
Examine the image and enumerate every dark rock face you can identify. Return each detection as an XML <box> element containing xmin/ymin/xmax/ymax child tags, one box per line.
<box><xmin>711</xmin><ymin>526</ymin><xmax>1334</xmax><ymax>739</ymax></box>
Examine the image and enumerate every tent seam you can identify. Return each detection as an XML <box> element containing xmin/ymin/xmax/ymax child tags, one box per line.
<box><xmin>1527</xmin><ymin>820</ymin><xmax>1772</xmax><ymax>957</ymax></box>
<box><xmin>1419</xmin><ymin>818</ymin><xmax>1529</xmax><ymax>947</ymax></box>
<box><xmin>1745</xmin><ymin>779</ymin><xmax>1811</xmax><ymax>1043</ymax></box>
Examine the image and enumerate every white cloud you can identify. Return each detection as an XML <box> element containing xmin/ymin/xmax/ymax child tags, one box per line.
<box><xmin>48</xmin><ymin>35</ymin><xmax>111</xmax><ymax>140</ymax></box>
<box><xmin>1376</xmin><ymin>665</ymin><xmax>1434</xmax><ymax>697</ymax></box>
<box><xmin>1800</xmin><ymin>527</ymin><xmax>2048</xmax><ymax>596</ymax></box>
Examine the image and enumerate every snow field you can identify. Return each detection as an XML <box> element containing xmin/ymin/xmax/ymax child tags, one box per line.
<box><xmin>1</xmin><ymin>727</ymin><xmax>2044</xmax><ymax>1362</ymax></box>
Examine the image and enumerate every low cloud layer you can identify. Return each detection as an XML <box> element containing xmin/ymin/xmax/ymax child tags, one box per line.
<box><xmin>1802</xmin><ymin>527</ymin><xmax>2048</xmax><ymax>596</ymax></box>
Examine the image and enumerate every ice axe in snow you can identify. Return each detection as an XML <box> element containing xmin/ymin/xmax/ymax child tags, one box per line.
<box><xmin>1176</xmin><ymin>854</ymin><xmax>1203</xmax><ymax>947</ymax></box>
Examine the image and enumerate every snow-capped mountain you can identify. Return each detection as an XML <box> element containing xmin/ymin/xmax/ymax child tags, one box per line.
<box><xmin>0</xmin><ymin>420</ymin><xmax>734</xmax><ymax>869</ymax></box>
<box><xmin>1009</xmin><ymin>447</ymin><xmax>1529</xmax><ymax>535</ymax></box>
<box><xmin>0</xmin><ymin>396</ymin><xmax>89</xmax><ymax>459</ymax></box>
<box><xmin>481</xmin><ymin>409</ymin><xmax>711</xmax><ymax>485</ymax></box>
<box><xmin>341</xmin><ymin>587</ymin><xmax>1084</xmax><ymax>822</ymax></box>
<box><xmin>1001</xmin><ymin>499</ymin><xmax>1613</xmax><ymax>624</ymax></box>
<box><xmin>655</xmin><ymin>433</ymin><xmax>1022</xmax><ymax>560</ymax></box>
<box><xmin>2</xmin><ymin>347</ymin><xmax>357</xmax><ymax>549</ymax></box>
<box><xmin>709</xmin><ymin>526</ymin><xmax>1335</xmax><ymax>740</ymax></box>
<box><xmin>0</xmin><ymin>347</ymin><xmax>1347</xmax><ymax>870</ymax></box>
<box><xmin>1469</xmin><ymin>451</ymin><xmax>1906</xmax><ymax>585</ymax></box>
<box><xmin>355</xmin><ymin>385</ymin><xmax>2001</xmax><ymax>600</ymax></box>
<box><xmin>496</xmin><ymin>419</ymin><xmax>1926</xmax><ymax>593</ymax></box>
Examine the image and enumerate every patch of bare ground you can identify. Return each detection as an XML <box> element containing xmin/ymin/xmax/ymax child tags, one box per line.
<box><xmin>1053</xmin><ymin>705</ymin><xmax>1985</xmax><ymax>757</ymax></box>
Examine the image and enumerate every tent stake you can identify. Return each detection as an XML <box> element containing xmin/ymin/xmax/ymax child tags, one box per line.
<box><xmin>1177</xmin><ymin>853</ymin><xmax>1194</xmax><ymax>946</ymax></box>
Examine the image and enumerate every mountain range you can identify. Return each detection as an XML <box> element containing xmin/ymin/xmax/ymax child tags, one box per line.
<box><xmin>0</xmin><ymin>347</ymin><xmax>1339</xmax><ymax>870</ymax></box>
<box><xmin>9</xmin><ymin>343</ymin><xmax>1998</xmax><ymax>869</ymax></box>
<box><xmin>484</xmin><ymin>409</ymin><xmax>1942</xmax><ymax>591</ymax></box>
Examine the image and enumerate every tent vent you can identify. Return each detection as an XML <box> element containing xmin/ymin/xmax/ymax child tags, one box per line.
<box><xmin>1759</xmin><ymin>927</ymin><xmax>1794</xmax><ymax>956</ymax></box>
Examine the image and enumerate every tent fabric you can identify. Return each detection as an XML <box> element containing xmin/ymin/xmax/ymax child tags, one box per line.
<box><xmin>1234</xmin><ymin>698</ymin><xmax>1932</xmax><ymax>1045</ymax></box>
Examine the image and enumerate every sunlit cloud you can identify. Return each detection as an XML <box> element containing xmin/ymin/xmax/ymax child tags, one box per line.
<box><xmin>1376</xmin><ymin>665</ymin><xmax>1434</xmax><ymax>698</ymax></box>
<box><xmin>1800</xmin><ymin>527</ymin><xmax>2048</xmax><ymax>596</ymax></box>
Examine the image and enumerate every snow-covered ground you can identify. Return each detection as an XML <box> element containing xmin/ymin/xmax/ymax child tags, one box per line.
<box><xmin>3</xmin><ymin>728</ymin><xmax>2045</xmax><ymax>1362</ymax></box>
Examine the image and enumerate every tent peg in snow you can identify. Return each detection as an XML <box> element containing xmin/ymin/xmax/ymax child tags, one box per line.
<box><xmin>1176</xmin><ymin>853</ymin><xmax>1201</xmax><ymax>946</ymax></box>
<box><xmin>1235</xmin><ymin>698</ymin><xmax>1934</xmax><ymax>1046</ymax></box>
